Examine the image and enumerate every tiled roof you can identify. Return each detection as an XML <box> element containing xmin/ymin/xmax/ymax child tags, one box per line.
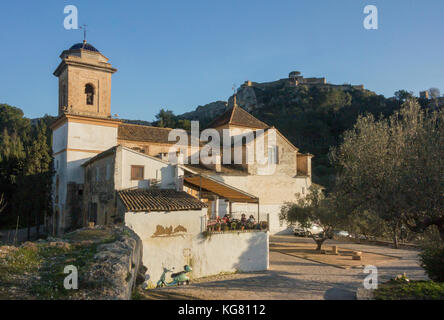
<box><xmin>206</xmin><ymin>106</ymin><xmax>269</xmax><ymax>129</ymax></box>
<box><xmin>118</xmin><ymin>189</ymin><xmax>208</xmax><ymax>212</ymax></box>
<box><xmin>118</xmin><ymin>123</ymin><xmax>178</xmax><ymax>144</ymax></box>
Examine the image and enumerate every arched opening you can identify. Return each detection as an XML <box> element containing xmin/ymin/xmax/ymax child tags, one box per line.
<box><xmin>85</xmin><ymin>83</ymin><xmax>95</xmax><ymax>105</ymax></box>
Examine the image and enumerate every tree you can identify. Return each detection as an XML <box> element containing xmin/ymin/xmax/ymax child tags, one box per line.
<box><xmin>0</xmin><ymin>104</ymin><xmax>31</xmax><ymax>147</ymax></box>
<box><xmin>15</xmin><ymin>122</ymin><xmax>53</xmax><ymax>239</ymax></box>
<box><xmin>429</xmin><ymin>88</ymin><xmax>441</xmax><ymax>99</ymax></box>
<box><xmin>0</xmin><ymin>194</ymin><xmax>6</xmax><ymax>214</ymax></box>
<box><xmin>331</xmin><ymin>99</ymin><xmax>444</xmax><ymax>245</ymax></box>
<box><xmin>154</xmin><ymin>109</ymin><xmax>191</xmax><ymax>131</ymax></box>
<box><xmin>280</xmin><ymin>185</ymin><xmax>347</xmax><ymax>250</ymax></box>
<box><xmin>394</xmin><ymin>90</ymin><xmax>414</xmax><ymax>102</ymax></box>
<box><xmin>0</xmin><ymin>128</ymin><xmax>26</xmax><ymax>228</ymax></box>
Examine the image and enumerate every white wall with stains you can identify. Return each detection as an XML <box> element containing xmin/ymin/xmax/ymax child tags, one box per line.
<box><xmin>124</xmin><ymin>210</ymin><xmax>269</xmax><ymax>287</ymax></box>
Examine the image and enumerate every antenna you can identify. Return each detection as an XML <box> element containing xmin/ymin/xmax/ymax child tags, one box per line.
<box><xmin>79</xmin><ymin>24</ymin><xmax>88</xmax><ymax>43</ymax></box>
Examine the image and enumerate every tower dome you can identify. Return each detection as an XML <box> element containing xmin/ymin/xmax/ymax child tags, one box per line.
<box><xmin>69</xmin><ymin>41</ymin><xmax>100</xmax><ymax>53</ymax></box>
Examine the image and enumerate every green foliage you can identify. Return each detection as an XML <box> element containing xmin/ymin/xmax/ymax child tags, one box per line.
<box><xmin>331</xmin><ymin>99</ymin><xmax>444</xmax><ymax>245</ymax></box>
<box><xmin>0</xmin><ymin>104</ymin><xmax>31</xmax><ymax>143</ymax></box>
<box><xmin>394</xmin><ymin>90</ymin><xmax>414</xmax><ymax>102</ymax></box>
<box><xmin>0</xmin><ymin>247</ymin><xmax>42</xmax><ymax>278</ymax></box>
<box><xmin>419</xmin><ymin>244</ymin><xmax>444</xmax><ymax>282</ymax></box>
<box><xmin>154</xmin><ymin>109</ymin><xmax>191</xmax><ymax>131</ymax></box>
<box><xmin>374</xmin><ymin>280</ymin><xmax>444</xmax><ymax>300</ymax></box>
<box><xmin>280</xmin><ymin>185</ymin><xmax>348</xmax><ymax>250</ymax></box>
<box><xmin>0</xmin><ymin>104</ymin><xmax>54</xmax><ymax>230</ymax></box>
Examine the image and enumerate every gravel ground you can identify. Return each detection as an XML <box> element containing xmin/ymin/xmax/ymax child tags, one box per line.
<box><xmin>140</xmin><ymin>235</ymin><xmax>427</xmax><ymax>300</ymax></box>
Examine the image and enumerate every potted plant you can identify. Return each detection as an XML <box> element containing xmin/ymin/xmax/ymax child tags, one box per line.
<box><xmin>215</xmin><ymin>222</ymin><xmax>221</xmax><ymax>232</ymax></box>
<box><xmin>230</xmin><ymin>222</ymin><xmax>237</xmax><ymax>230</ymax></box>
<box><xmin>222</xmin><ymin>223</ymin><xmax>229</xmax><ymax>232</ymax></box>
<box><xmin>260</xmin><ymin>221</ymin><xmax>268</xmax><ymax>230</ymax></box>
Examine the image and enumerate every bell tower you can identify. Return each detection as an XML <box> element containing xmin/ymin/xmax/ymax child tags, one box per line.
<box><xmin>50</xmin><ymin>41</ymin><xmax>120</xmax><ymax>235</ymax></box>
<box><xmin>53</xmin><ymin>40</ymin><xmax>117</xmax><ymax>118</ymax></box>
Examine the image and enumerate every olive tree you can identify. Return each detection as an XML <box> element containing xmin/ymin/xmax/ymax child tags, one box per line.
<box><xmin>331</xmin><ymin>100</ymin><xmax>444</xmax><ymax>245</ymax></box>
<box><xmin>280</xmin><ymin>185</ymin><xmax>347</xmax><ymax>251</ymax></box>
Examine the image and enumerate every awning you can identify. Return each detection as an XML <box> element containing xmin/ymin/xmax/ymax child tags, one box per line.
<box><xmin>183</xmin><ymin>174</ymin><xmax>259</xmax><ymax>203</ymax></box>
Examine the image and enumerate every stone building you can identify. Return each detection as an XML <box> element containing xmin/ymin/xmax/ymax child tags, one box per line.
<box><xmin>50</xmin><ymin>40</ymin><xmax>313</xmax><ymax>235</ymax></box>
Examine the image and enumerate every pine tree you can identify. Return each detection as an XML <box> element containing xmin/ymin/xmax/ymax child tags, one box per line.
<box><xmin>0</xmin><ymin>128</ymin><xmax>26</xmax><ymax>228</ymax></box>
<box><xmin>15</xmin><ymin>122</ymin><xmax>53</xmax><ymax>239</ymax></box>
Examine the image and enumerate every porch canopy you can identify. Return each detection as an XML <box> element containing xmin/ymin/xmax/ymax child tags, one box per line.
<box><xmin>183</xmin><ymin>174</ymin><xmax>258</xmax><ymax>204</ymax></box>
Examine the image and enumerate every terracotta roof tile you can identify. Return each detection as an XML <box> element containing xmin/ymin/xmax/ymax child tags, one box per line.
<box><xmin>118</xmin><ymin>189</ymin><xmax>207</xmax><ymax>212</ymax></box>
<box><xmin>118</xmin><ymin>123</ymin><xmax>177</xmax><ymax>144</ymax></box>
<box><xmin>206</xmin><ymin>106</ymin><xmax>269</xmax><ymax>129</ymax></box>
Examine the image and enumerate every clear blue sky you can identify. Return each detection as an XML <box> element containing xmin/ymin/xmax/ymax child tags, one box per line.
<box><xmin>0</xmin><ymin>0</ymin><xmax>443</xmax><ymax>121</ymax></box>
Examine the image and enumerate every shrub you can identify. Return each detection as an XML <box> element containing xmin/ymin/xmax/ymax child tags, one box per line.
<box><xmin>419</xmin><ymin>244</ymin><xmax>444</xmax><ymax>282</ymax></box>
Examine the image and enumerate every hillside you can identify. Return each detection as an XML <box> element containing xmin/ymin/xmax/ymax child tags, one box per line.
<box><xmin>179</xmin><ymin>72</ymin><xmax>413</xmax><ymax>189</ymax></box>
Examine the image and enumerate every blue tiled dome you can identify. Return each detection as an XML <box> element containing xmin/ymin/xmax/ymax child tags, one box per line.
<box><xmin>69</xmin><ymin>42</ymin><xmax>99</xmax><ymax>52</ymax></box>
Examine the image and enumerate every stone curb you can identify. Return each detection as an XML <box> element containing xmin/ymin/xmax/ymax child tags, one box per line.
<box><xmin>356</xmin><ymin>287</ymin><xmax>375</xmax><ymax>300</ymax></box>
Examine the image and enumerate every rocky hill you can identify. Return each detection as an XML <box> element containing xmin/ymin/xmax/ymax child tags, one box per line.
<box><xmin>180</xmin><ymin>101</ymin><xmax>228</xmax><ymax>127</ymax></box>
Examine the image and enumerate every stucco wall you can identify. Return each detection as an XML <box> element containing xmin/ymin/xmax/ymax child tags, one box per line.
<box><xmin>124</xmin><ymin>210</ymin><xmax>269</xmax><ymax>287</ymax></box>
<box><xmin>118</xmin><ymin>148</ymin><xmax>176</xmax><ymax>190</ymax></box>
<box><xmin>192</xmin><ymin>231</ymin><xmax>269</xmax><ymax>278</ymax></box>
<box><xmin>67</xmin><ymin>122</ymin><xmax>117</xmax><ymax>152</ymax></box>
<box><xmin>52</xmin><ymin>120</ymin><xmax>118</xmax><ymax>234</ymax></box>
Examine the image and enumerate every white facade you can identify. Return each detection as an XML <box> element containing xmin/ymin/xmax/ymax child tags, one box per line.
<box><xmin>116</xmin><ymin>147</ymin><xmax>176</xmax><ymax>190</ymax></box>
<box><xmin>52</xmin><ymin>118</ymin><xmax>118</xmax><ymax>233</ymax></box>
<box><xmin>125</xmin><ymin>210</ymin><xmax>269</xmax><ymax>286</ymax></box>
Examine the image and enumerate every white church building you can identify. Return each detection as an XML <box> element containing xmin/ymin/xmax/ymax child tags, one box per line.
<box><xmin>50</xmin><ymin>40</ymin><xmax>313</xmax><ymax>237</ymax></box>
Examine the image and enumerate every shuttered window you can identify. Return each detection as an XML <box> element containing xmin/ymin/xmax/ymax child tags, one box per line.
<box><xmin>131</xmin><ymin>165</ymin><xmax>144</xmax><ymax>180</ymax></box>
<box><xmin>268</xmin><ymin>146</ymin><xmax>279</xmax><ymax>164</ymax></box>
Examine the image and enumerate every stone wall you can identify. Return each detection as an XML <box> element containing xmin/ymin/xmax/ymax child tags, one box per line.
<box><xmin>88</xmin><ymin>226</ymin><xmax>143</xmax><ymax>300</ymax></box>
<box><xmin>83</xmin><ymin>152</ymin><xmax>116</xmax><ymax>226</ymax></box>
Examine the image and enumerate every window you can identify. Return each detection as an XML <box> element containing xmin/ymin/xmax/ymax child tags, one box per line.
<box><xmin>268</xmin><ymin>146</ymin><xmax>279</xmax><ymax>164</ymax></box>
<box><xmin>85</xmin><ymin>84</ymin><xmax>95</xmax><ymax>105</ymax></box>
<box><xmin>131</xmin><ymin>165</ymin><xmax>144</xmax><ymax>180</ymax></box>
<box><xmin>106</xmin><ymin>164</ymin><xmax>111</xmax><ymax>180</ymax></box>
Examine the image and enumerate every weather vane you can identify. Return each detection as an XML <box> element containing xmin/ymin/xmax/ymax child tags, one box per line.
<box><xmin>79</xmin><ymin>24</ymin><xmax>88</xmax><ymax>42</ymax></box>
